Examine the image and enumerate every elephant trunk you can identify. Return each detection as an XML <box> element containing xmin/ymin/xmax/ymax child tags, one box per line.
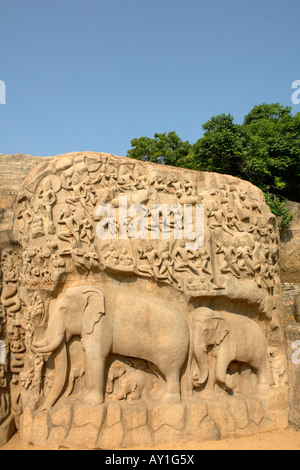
<box><xmin>39</xmin><ymin>341</ymin><xmax>68</xmax><ymax>411</ymax></box>
<box><xmin>32</xmin><ymin>333</ymin><xmax>65</xmax><ymax>354</ymax></box>
<box><xmin>32</xmin><ymin>302</ymin><xmax>65</xmax><ymax>354</ymax></box>
<box><xmin>193</xmin><ymin>346</ymin><xmax>209</xmax><ymax>385</ymax></box>
<box><xmin>192</xmin><ymin>322</ymin><xmax>209</xmax><ymax>386</ymax></box>
<box><xmin>31</xmin><ymin>310</ymin><xmax>67</xmax><ymax>410</ymax></box>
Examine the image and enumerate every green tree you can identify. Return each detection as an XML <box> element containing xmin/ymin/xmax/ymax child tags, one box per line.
<box><xmin>192</xmin><ymin>104</ymin><xmax>300</xmax><ymax>226</ymax></box>
<box><xmin>127</xmin><ymin>103</ymin><xmax>300</xmax><ymax>227</ymax></box>
<box><xmin>126</xmin><ymin>131</ymin><xmax>193</xmax><ymax>168</ymax></box>
<box><xmin>243</xmin><ymin>103</ymin><xmax>293</xmax><ymax>124</ymax></box>
<box><xmin>241</xmin><ymin>104</ymin><xmax>300</xmax><ymax>204</ymax></box>
<box><xmin>192</xmin><ymin>114</ymin><xmax>245</xmax><ymax>176</ymax></box>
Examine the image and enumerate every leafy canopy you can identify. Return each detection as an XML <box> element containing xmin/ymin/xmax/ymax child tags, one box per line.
<box><xmin>126</xmin><ymin>104</ymin><xmax>300</xmax><ymax>227</ymax></box>
<box><xmin>126</xmin><ymin>131</ymin><xmax>192</xmax><ymax>168</ymax></box>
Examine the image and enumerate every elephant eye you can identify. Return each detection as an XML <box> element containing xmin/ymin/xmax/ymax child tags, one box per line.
<box><xmin>203</xmin><ymin>329</ymin><xmax>208</xmax><ymax>334</ymax></box>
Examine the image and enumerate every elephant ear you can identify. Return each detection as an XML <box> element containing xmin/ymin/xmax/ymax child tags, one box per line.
<box><xmin>82</xmin><ymin>288</ymin><xmax>105</xmax><ymax>335</ymax></box>
<box><xmin>213</xmin><ymin>316</ymin><xmax>229</xmax><ymax>346</ymax></box>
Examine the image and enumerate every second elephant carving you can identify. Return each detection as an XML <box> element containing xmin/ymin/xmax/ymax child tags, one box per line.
<box><xmin>31</xmin><ymin>285</ymin><xmax>272</xmax><ymax>411</ymax></box>
<box><xmin>32</xmin><ymin>285</ymin><xmax>190</xmax><ymax>410</ymax></box>
<box><xmin>191</xmin><ymin>307</ymin><xmax>271</xmax><ymax>392</ymax></box>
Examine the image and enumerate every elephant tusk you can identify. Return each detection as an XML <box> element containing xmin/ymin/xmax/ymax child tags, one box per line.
<box><xmin>32</xmin><ymin>333</ymin><xmax>65</xmax><ymax>354</ymax></box>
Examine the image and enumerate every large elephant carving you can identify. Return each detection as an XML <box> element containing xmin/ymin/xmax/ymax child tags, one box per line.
<box><xmin>32</xmin><ymin>285</ymin><xmax>190</xmax><ymax>410</ymax></box>
<box><xmin>191</xmin><ymin>307</ymin><xmax>271</xmax><ymax>392</ymax></box>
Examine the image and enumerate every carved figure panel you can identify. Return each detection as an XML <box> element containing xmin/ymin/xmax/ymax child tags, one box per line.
<box><xmin>0</xmin><ymin>152</ymin><xmax>289</xmax><ymax>448</ymax></box>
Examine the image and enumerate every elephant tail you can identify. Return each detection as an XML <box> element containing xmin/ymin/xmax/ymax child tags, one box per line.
<box><xmin>186</xmin><ymin>324</ymin><xmax>195</xmax><ymax>398</ymax></box>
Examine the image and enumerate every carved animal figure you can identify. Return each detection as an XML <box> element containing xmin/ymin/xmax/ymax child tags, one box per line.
<box><xmin>191</xmin><ymin>307</ymin><xmax>271</xmax><ymax>392</ymax></box>
<box><xmin>106</xmin><ymin>361</ymin><xmax>126</xmax><ymax>395</ymax></box>
<box><xmin>106</xmin><ymin>361</ymin><xmax>154</xmax><ymax>401</ymax></box>
<box><xmin>33</xmin><ymin>285</ymin><xmax>190</xmax><ymax>410</ymax></box>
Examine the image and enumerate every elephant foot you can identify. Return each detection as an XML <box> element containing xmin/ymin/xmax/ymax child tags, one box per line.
<box><xmin>162</xmin><ymin>392</ymin><xmax>181</xmax><ymax>404</ymax></box>
<box><xmin>83</xmin><ymin>390</ymin><xmax>104</xmax><ymax>406</ymax></box>
<box><xmin>256</xmin><ymin>382</ymin><xmax>270</xmax><ymax>393</ymax></box>
<box><xmin>199</xmin><ymin>388</ymin><xmax>215</xmax><ymax>399</ymax></box>
<box><xmin>225</xmin><ymin>374</ymin><xmax>235</xmax><ymax>390</ymax></box>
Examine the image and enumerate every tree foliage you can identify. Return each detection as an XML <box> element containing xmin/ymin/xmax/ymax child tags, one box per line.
<box><xmin>126</xmin><ymin>132</ymin><xmax>192</xmax><ymax>167</ymax></box>
<box><xmin>126</xmin><ymin>104</ymin><xmax>300</xmax><ymax>227</ymax></box>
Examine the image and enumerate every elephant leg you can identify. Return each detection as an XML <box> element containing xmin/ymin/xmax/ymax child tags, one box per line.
<box><xmin>255</xmin><ymin>356</ymin><xmax>271</xmax><ymax>391</ymax></box>
<box><xmin>162</xmin><ymin>367</ymin><xmax>181</xmax><ymax>403</ymax></box>
<box><xmin>215</xmin><ymin>355</ymin><xmax>233</xmax><ymax>390</ymax></box>
<box><xmin>83</xmin><ymin>340</ymin><xmax>106</xmax><ymax>405</ymax></box>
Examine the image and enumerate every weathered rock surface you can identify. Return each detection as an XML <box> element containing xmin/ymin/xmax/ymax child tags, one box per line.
<box><xmin>20</xmin><ymin>391</ymin><xmax>289</xmax><ymax>449</ymax></box>
<box><xmin>280</xmin><ymin>201</ymin><xmax>300</xmax><ymax>283</ymax></box>
<box><xmin>0</xmin><ymin>152</ymin><xmax>290</xmax><ymax>448</ymax></box>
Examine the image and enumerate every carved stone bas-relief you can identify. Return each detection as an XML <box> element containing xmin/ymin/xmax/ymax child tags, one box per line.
<box><xmin>0</xmin><ymin>152</ymin><xmax>289</xmax><ymax>448</ymax></box>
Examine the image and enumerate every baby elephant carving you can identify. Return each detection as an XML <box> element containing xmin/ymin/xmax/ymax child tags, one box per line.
<box><xmin>192</xmin><ymin>307</ymin><xmax>271</xmax><ymax>393</ymax></box>
<box><xmin>106</xmin><ymin>361</ymin><xmax>126</xmax><ymax>396</ymax></box>
<box><xmin>106</xmin><ymin>360</ymin><xmax>153</xmax><ymax>402</ymax></box>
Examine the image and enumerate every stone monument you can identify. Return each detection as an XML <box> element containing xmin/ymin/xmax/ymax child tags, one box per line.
<box><xmin>0</xmin><ymin>152</ymin><xmax>289</xmax><ymax>448</ymax></box>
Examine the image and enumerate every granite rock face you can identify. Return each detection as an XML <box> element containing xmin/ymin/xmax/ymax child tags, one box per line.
<box><xmin>0</xmin><ymin>154</ymin><xmax>51</xmax><ymax>246</ymax></box>
<box><xmin>0</xmin><ymin>152</ymin><xmax>290</xmax><ymax>448</ymax></box>
<box><xmin>280</xmin><ymin>201</ymin><xmax>300</xmax><ymax>283</ymax></box>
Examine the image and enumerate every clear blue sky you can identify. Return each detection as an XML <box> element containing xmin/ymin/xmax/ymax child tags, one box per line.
<box><xmin>1</xmin><ymin>0</ymin><xmax>299</xmax><ymax>158</ymax></box>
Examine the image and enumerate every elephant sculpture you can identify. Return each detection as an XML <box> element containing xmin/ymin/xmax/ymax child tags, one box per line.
<box><xmin>106</xmin><ymin>361</ymin><xmax>154</xmax><ymax>402</ymax></box>
<box><xmin>191</xmin><ymin>307</ymin><xmax>271</xmax><ymax>392</ymax></box>
<box><xmin>32</xmin><ymin>285</ymin><xmax>190</xmax><ymax>410</ymax></box>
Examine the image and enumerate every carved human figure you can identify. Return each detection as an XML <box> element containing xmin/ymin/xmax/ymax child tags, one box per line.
<box><xmin>190</xmin><ymin>247</ymin><xmax>212</xmax><ymax>279</ymax></box>
<box><xmin>83</xmin><ymin>177</ymin><xmax>97</xmax><ymax>208</ymax></box>
<box><xmin>156</xmin><ymin>243</ymin><xmax>175</xmax><ymax>283</ymax></box>
<box><xmin>152</xmin><ymin>176</ymin><xmax>168</xmax><ymax>192</ymax></box>
<box><xmin>216</xmin><ymin>237</ymin><xmax>241</xmax><ymax>279</ymax></box>
<box><xmin>17</xmin><ymin>202</ymin><xmax>33</xmax><ymax>238</ymax></box>
<box><xmin>268</xmin><ymin>347</ymin><xmax>288</xmax><ymax>387</ymax></box>
<box><xmin>79</xmin><ymin>217</ymin><xmax>94</xmax><ymax>246</ymax></box>
<box><xmin>104</xmin><ymin>245</ymin><xmax>119</xmax><ymax>266</ymax></box>
<box><xmin>168</xmin><ymin>174</ymin><xmax>184</xmax><ymax>195</ymax></box>
<box><xmin>32</xmin><ymin>355</ymin><xmax>44</xmax><ymax>395</ymax></box>
<box><xmin>236</xmin><ymin>240</ymin><xmax>257</xmax><ymax>275</ymax></box>
<box><xmin>67</xmin><ymin>172</ymin><xmax>89</xmax><ymax>211</ymax></box>
<box><xmin>207</xmin><ymin>202</ymin><xmax>226</xmax><ymax>229</ymax></box>
<box><xmin>135</xmin><ymin>169</ymin><xmax>148</xmax><ymax>190</ymax></box>
<box><xmin>183</xmin><ymin>178</ymin><xmax>195</xmax><ymax>196</ymax></box>
<box><xmin>226</xmin><ymin>207</ymin><xmax>243</xmax><ymax>232</ymax></box>
<box><xmin>173</xmin><ymin>241</ymin><xmax>197</xmax><ymax>274</ymax></box>
<box><xmin>58</xmin><ymin>205</ymin><xmax>80</xmax><ymax>245</ymax></box>
<box><xmin>31</xmin><ymin>214</ymin><xmax>45</xmax><ymax>239</ymax></box>
<box><xmin>118</xmin><ymin>166</ymin><xmax>135</xmax><ymax>192</ymax></box>
<box><xmin>186</xmin><ymin>276</ymin><xmax>210</xmax><ymax>294</ymax></box>
<box><xmin>0</xmin><ymin>365</ymin><xmax>9</xmax><ymax>421</ymax></box>
<box><xmin>138</xmin><ymin>243</ymin><xmax>159</xmax><ymax>277</ymax></box>
<box><xmin>119</xmin><ymin>249</ymin><xmax>133</xmax><ymax>266</ymax></box>
<box><xmin>38</xmin><ymin>179</ymin><xmax>57</xmax><ymax>234</ymax></box>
